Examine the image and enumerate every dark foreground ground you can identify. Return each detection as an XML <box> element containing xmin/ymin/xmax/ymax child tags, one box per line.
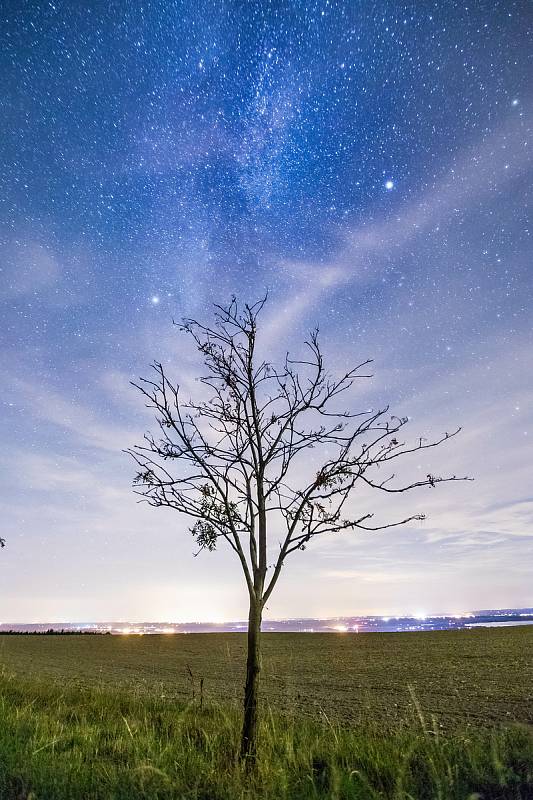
<box><xmin>0</xmin><ymin>627</ymin><xmax>532</xmax><ymax>798</ymax></box>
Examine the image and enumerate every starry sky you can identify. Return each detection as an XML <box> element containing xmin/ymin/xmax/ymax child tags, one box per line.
<box><xmin>1</xmin><ymin>1</ymin><xmax>532</xmax><ymax>623</ymax></box>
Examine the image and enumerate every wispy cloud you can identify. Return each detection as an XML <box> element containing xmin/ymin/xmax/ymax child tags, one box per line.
<box><xmin>6</xmin><ymin>374</ymin><xmax>138</xmax><ymax>453</ymax></box>
<box><xmin>259</xmin><ymin>106</ymin><xmax>532</xmax><ymax>340</ymax></box>
<box><xmin>0</xmin><ymin>239</ymin><xmax>61</xmax><ymax>298</ymax></box>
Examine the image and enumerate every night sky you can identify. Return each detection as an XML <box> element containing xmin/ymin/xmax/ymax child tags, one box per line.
<box><xmin>1</xmin><ymin>1</ymin><xmax>532</xmax><ymax>623</ymax></box>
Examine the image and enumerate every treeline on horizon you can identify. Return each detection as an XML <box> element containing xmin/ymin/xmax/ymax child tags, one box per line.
<box><xmin>0</xmin><ymin>629</ymin><xmax>111</xmax><ymax>635</ymax></box>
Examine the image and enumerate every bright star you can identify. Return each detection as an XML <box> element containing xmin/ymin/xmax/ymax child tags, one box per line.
<box><xmin>512</xmin><ymin>98</ymin><xmax>519</xmax><ymax>106</ymax></box>
<box><xmin>385</xmin><ymin>180</ymin><xmax>394</xmax><ymax>190</ymax></box>
<box><xmin>151</xmin><ymin>296</ymin><xmax>160</xmax><ymax>305</ymax></box>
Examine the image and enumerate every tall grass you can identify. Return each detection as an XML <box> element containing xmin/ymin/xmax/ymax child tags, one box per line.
<box><xmin>0</xmin><ymin>671</ymin><xmax>531</xmax><ymax>799</ymax></box>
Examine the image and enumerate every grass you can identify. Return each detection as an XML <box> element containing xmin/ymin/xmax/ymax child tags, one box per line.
<box><xmin>0</xmin><ymin>628</ymin><xmax>532</xmax><ymax>798</ymax></box>
<box><xmin>1</xmin><ymin>627</ymin><xmax>532</xmax><ymax>730</ymax></box>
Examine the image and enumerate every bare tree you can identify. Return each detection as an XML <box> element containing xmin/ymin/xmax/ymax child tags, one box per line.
<box><xmin>128</xmin><ymin>296</ymin><xmax>468</xmax><ymax>762</ymax></box>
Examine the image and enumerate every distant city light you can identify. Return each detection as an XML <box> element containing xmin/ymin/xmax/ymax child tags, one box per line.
<box><xmin>2</xmin><ymin>611</ymin><xmax>532</xmax><ymax>636</ymax></box>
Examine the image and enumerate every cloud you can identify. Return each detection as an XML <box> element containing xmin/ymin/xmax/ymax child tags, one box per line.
<box><xmin>0</xmin><ymin>239</ymin><xmax>61</xmax><ymax>298</ymax></box>
<box><xmin>322</xmin><ymin>568</ymin><xmax>418</xmax><ymax>584</ymax></box>
<box><xmin>0</xmin><ymin>231</ymin><xmax>97</xmax><ymax>307</ymax></box>
<box><xmin>6</xmin><ymin>374</ymin><xmax>138</xmax><ymax>454</ymax></box>
<box><xmin>259</xmin><ymin>106</ymin><xmax>532</xmax><ymax>341</ymax></box>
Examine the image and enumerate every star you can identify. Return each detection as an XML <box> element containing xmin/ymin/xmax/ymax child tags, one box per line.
<box><xmin>385</xmin><ymin>180</ymin><xmax>394</xmax><ymax>190</ymax></box>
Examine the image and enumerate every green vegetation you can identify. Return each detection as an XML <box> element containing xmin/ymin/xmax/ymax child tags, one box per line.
<box><xmin>1</xmin><ymin>627</ymin><xmax>532</xmax><ymax>730</ymax></box>
<box><xmin>0</xmin><ymin>627</ymin><xmax>532</xmax><ymax>798</ymax></box>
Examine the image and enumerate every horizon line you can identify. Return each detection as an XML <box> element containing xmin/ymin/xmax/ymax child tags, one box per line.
<box><xmin>2</xmin><ymin>606</ymin><xmax>532</xmax><ymax>627</ymax></box>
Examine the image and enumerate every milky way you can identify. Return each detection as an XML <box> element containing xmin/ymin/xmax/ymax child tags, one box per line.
<box><xmin>1</xmin><ymin>2</ymin><xmax>532</xmax><ymax>622</ymax></box>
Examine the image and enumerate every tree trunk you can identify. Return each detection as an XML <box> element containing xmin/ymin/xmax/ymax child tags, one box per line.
<box><xmin>240</xmin><ymin>595</ymin><xmax>262</xmax><ymax>762</ymax></box>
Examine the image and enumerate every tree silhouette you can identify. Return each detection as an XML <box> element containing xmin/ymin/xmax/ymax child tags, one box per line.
<box><xmin>128</xmin><ymin>296</ymin><xmax>468</xmax><ymax>762</ymax></box>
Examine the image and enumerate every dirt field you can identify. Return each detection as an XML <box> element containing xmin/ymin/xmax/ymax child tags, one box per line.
<box><xmin>1</xmin><ymin>626</ymin><xmax>531</xmax><ymax>731</ymax></box>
